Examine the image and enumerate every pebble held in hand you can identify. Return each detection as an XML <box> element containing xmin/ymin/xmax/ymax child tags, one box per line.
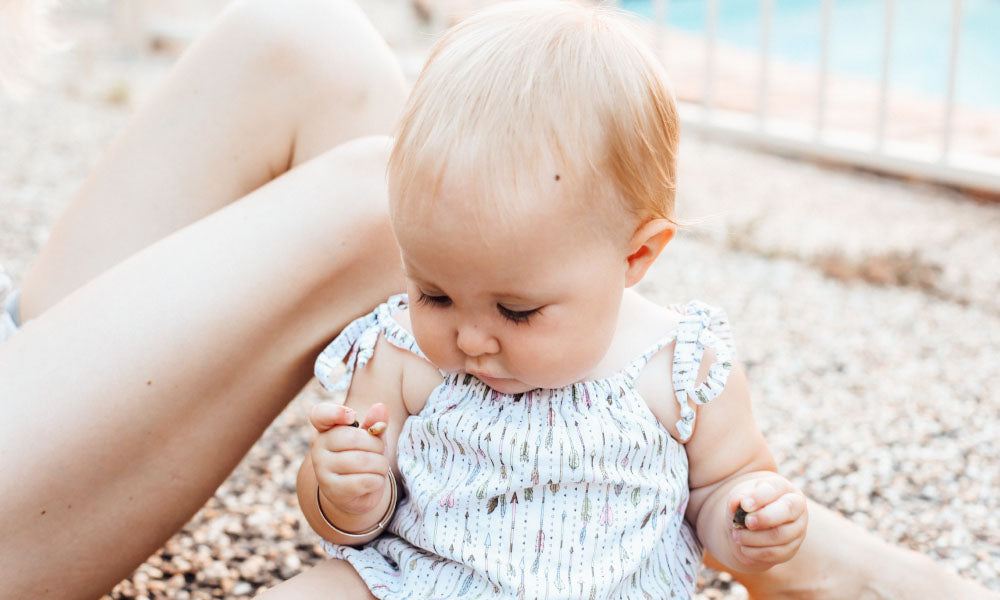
<box><xmin>347</xmin><ymin>419</ymin><xmax>387</xmax><ymax>437</ymax></box>
<box><xmin>733</xmin><ymin>506</ymin><xmax>749</xmax><ymax>529</ymax></box>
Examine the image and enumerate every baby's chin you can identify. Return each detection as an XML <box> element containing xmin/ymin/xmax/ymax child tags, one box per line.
<box><xmin>470</xmin><ymin>373</ymin><xmax>537</xmax><ymax>395</ymax></box>
<box><xmin>470</xmin><ymin>371</ymin><xmax>592</xmax><ymax>395</ymax></box>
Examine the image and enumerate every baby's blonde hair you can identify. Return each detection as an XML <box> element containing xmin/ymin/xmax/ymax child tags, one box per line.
<box><xmin>388</xmin><ymin>0</ymin><xmax>680</xmax><ymax>235</ymax></box>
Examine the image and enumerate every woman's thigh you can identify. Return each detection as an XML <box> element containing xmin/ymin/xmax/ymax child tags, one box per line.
<box><xmin>2</xmin><ymin>2</ymin><xmax>409</xmax><ymax>596</ymax></box>
<box><xmin>258</xmin><ymin>558</ymin><xmax>376</xmax><ymax>600</ymax></box>
<box><xmin>0</xmin><ymin>136</ymin><xmax>404</xmax><ymax>600</ymax></box>
<box><xmin>20</xmin><ymin>0</ymin><xmax>406</xmax><ymax>320</ymax></box>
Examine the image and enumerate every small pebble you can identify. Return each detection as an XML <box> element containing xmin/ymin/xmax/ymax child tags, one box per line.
<box><xmin>733</xmin><ymin>506</ymin><xmax>748</xmax><ymax>529</ymax></box>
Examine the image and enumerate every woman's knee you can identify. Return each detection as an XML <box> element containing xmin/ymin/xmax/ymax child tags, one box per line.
<box><xmin>217</xmin><ymin>0</ymin><xmax>392</xmax><ymax>82</ymax></box>
<box><xmin>222</xmin><ymin>0</ymin><xmax>406</xmax><ymax>162</ymax></box>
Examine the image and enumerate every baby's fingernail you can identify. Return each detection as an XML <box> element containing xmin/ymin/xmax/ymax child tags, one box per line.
<box><xmin>746</xmin><ymin>515</ymin><xmax>758</xmax><ymax>529</ymax></box>
<box><xmin>742</xmin><ymin>498</ymin><xmax>756</xmax><ymax>510</ymax></box>
<box><xmin>368</xmin><ymin>422</ymin><xmax>388</xmax><ymax>436</ymax></box>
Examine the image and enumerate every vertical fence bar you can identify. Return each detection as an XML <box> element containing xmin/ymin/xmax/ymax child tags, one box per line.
<box><xmin>875</xmin><ymin>0</ymin><xmax>894</xmax><ymax>151</ymax></box>
<box><xmin>653</xmin><ymin>0</ymin><xmax>668</xmax><ymax>58</ymax></box>
<box><xmin>816</xmin><ymin>0</ymin><xmax>833</xmax><ymax>139</ymax></box>
<box><xmin>704</xmin><ymin>0</ymin><xmax>718</xmax><ymax>118</ymax></box>
<box><xmin>757</xmin><ymin>0</ymin><xmax>772</xmax><ymax>129</ymax></box>
<box><xmin>940</xmin><ymin>0</ymin><xmax>962</xmax><ymax>163</ymax></box>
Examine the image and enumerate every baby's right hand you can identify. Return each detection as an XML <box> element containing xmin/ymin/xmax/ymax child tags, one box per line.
<box><xmin>309</xmin><ymin>401</ymin><xmax>391</xmax><ymax>516</ymax></box>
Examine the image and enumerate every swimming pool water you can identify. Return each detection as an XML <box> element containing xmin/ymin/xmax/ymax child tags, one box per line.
<box><xmin>621</xmin><ymin>0</ymin><xmax>1000</xmax><ymax>110</ymax></box>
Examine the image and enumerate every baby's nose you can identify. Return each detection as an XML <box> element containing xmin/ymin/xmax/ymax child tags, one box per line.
<box><xmin>456</xmin><ymin>323</ymin><xmax>499</xmax><ymax>357</ymax></box>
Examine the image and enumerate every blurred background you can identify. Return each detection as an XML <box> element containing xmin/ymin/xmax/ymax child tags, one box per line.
<box><xmin>1</xmin><ymin>1</ymin><xmax>998</xmax><ymax>598</ymax></box>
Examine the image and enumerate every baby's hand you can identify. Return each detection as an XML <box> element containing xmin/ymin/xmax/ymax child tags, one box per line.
<box><xmin>727</xmin><ymin>474</ymin><xmax>808</xmax><ymax>570</ymax></box>
<box><xmin>309</xmin><ymin>401</ymin><xmax>391</xmax><ymax>517</ymax></box>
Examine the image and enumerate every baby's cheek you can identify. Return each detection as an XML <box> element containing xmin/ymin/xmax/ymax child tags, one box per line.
<box><xmin>411</xmin><ymin>315</ymin><xmax>457</xmax><ymax>371</ymax></box>
<box><xmin>515</xmin><ymin>339</ymin><xmax>594</xmax><ymax>388</ymax></box>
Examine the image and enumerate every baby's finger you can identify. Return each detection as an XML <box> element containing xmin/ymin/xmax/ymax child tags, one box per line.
<box><xmin>312</xmin><ymin>425</ymin><xmax>387</xmax><ymax>455</ymax></box>
<box><xmin>733</xmin><ymin>515</ymin><xmax>807</xmax><ymax>548</ymax></box>
<box><xmin>310</xmin><ymin>402</ymin><xmax>357</xmax><ymax>432</ymax></box>
<box><xmin>735</xmin><ymin>538</ymin><xmax>802</xmax><ymax>566</ymax></box>
<box><xmin>316</xmin><ymin>472</ymin><xmax>387</xmax><ymax>506</ymax></box>
<box><xmin>744</xmin><ymin>492</ymin><xmax>806</xmax><ymax>530</ymax></box>
<box><xmin>360</xmin><ymin>403</ymin><xmax>389</xmax><ymax>436</ymax></box>
<box><xmin>317</xmin><ymin>449</ymin><xmax>391</xmax><ymax>478</ymax></box>
<box><xmin>738</xmin><ymin>478</ymin><xmax>789</xmax><ymax>514</ymax></box>
<box><xmin>727</xmin><ymin>479</ymin><xmax>759</xmax><ymax>514</ymax></box>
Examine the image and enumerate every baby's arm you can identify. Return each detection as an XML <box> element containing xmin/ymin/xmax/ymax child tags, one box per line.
<box><xmin>684</xmin><ymin>357</ymin><xmax>808</xmax><ymax>573</ymax></box>
<box><xmin>297</xmin><ymin>336</ymin><xmax>412</xmax><ymax>546</ymax></box>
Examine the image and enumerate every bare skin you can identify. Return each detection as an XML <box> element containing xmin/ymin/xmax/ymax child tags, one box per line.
<box><xmin>714</xmin><ymin>502</ymin><xmax>1000</xmax><ymax>599</ymax></box>
<box><xmin>20</xmin><ymin>0</ymin><xmax>406</xmax><ymax>316</ymax></box>
<box><xmin>1</xmin><ymin>1</ymin><xmax>405</xmax><ymax>598</ymax></box>
<box><xmin>1</xmin><ymin>0</ymin><xmax>996</xmax><ymax>599</ymax></box>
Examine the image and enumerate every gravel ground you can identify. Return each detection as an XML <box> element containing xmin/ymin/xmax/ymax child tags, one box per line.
<box><xmin>2</xmin><ymin>2</ymin><xmax>998</xmax><ymax>598</ymax></box>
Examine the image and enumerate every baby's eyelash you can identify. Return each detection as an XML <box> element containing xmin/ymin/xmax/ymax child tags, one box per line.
<box><xmin>497</xmin><ymin>304</ymin><xmax>540</xmax><ymax>325</ymax></box>
<box><xmin>416</xmin><ymin>293</ymin><xmax>538</xmax><ymax>324</ymax></box>
<box><xmin>416</xmin><ymin>292</ymin><xmax>452</xmax><ymax>307</ymax></box>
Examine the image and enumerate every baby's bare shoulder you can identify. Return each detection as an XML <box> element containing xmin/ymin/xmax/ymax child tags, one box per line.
<box><xmin>389</xmin><ymin>309</ymin><xmax>443</xmax><ymax>415</ymax></box>
<box><xmin>618</xmin><ymin>292</ymin><xmax>687</xmax><ymax>439</ymax></box>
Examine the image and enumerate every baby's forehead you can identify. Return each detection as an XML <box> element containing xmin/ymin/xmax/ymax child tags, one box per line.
<box><xmin>395</xmin><ymin>160</ymin><xmax>579</xmax><ymax>217</ymax></box>
<box><xmin>391</xmin><ymin>168</ymin><xmax>631</xmax><ymax>249</ymax></box>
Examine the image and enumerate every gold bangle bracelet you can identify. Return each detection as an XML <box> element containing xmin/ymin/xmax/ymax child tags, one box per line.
<box><xmin>316</xmin><ymin>470</ymin><xmax>398</xmax><ymax>540</ymax></box>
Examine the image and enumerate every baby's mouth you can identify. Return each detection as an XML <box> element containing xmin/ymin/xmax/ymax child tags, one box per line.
<box><xmin>468</xmin><ymin>369</ymin><xmax>501</xmax><ymax>380</ymax></box>
<box><xmin>466</xmin><ymin>369</ymin><xmax>513</xmax><ymax>385</ymax></box>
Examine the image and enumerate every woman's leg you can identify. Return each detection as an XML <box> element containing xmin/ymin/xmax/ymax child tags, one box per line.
<box><xmin>0</xmin><ymin>136</ymin><xmax>404</xmax><ymax>600</ymax></box>
<box><xmin>706</xmin><ymin>501</ymin><xmax>1000</xmax><ymax>599</ymax></box>
<box><xmin>20</xmin><ymin>0</ymin><xmax>406</xmax><ymax>319</ymax></box>
<box><xmin>1</xmin><ymin>0</ymin><xmax>406</xmax><ymax>598</ymax></box>
<box><xmin>257</xmin><ymin>559</ymin><xmax>376</xmax><ymax>599</ymax></box>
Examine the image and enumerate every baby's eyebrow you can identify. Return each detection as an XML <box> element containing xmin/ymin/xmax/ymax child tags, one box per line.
<box><xmin>494</xmin><ymin>293</ymin><xmax>545</xmax><ymax>306</ymax></box>
<box><xmin>399</xmin><ymin>267</ymin><xmax>427</xmax><ymax>285</ymax></box>
<box><xmin>407</xmin><ymin>275</ymin><xmax>446</xmax><ymax>293</ymax></box>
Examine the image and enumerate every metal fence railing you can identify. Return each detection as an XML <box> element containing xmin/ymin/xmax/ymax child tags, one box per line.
<box><xmin>424</xmin><ymin>0</ymin><xmax>1000</xmax><ymax>195</ymax></box>
<box><xmin>640</xmin><ymin>0</ymin><xmax>1000</xmax><ymax>195</ymax></box>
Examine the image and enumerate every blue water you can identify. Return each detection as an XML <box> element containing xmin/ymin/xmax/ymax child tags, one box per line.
<box><xmin>621</xmin><ymin>0</ymin><xmax>1000</xmax><ymax>110</ymax></box>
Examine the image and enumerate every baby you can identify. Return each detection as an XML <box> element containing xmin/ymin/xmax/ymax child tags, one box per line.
<box><xmin>296</xmin><ymin>2</ymin><xmax>807</xmax><ymax>598</ymax></box>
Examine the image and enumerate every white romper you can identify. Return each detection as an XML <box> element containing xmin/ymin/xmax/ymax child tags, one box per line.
<box><xmin>314</xmin><ymin>295</ymin><xmax>734</xmax><ymax>600</ymax></box>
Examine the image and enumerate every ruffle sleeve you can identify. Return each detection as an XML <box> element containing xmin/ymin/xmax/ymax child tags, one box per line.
<box><xmin>314</xmin><ymin>294</ymin><xmax>428</xmax><ymax>393</ymax></box>
<box><xmin>670</xmin><ymin>301</ymin><xmax>736</xmax><ymax>442</ymax></box>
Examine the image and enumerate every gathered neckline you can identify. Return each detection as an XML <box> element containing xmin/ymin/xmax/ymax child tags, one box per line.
<box><xmin>315</xmin><ymin>292</ymin><xmax>735</xmax><ymax>444</ymax></box>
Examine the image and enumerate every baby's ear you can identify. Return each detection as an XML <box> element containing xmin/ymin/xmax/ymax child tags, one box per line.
<box><xmin>625</xmin><ymin>219</ymin><xmax>675</xmax><ymax>287</ymax></box>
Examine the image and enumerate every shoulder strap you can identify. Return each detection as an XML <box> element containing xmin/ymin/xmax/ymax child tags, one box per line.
<box><xmin>314</xmin><ymin>294</ymin><xmax>427</xmax><ymax>392</ymax></box>
<box><xmin>621</xmin><ymin>332</ymin><xmax>679</xmax><ymax>382</ymax></box>
<box><xmin>670</xmin><ymin>301</ymin><xmax>736</xmax><ymax>442</ymax></box>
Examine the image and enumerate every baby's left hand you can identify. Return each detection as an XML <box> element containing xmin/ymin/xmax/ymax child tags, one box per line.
<box><xmin>727</xmin><ymin>474</ymin><xmax>808</xmax><ymax>570</ymax></box>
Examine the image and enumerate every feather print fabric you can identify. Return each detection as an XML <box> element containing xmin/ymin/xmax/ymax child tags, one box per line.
<box><xmin>314</xmin><ymin>295</ymin><xmax>734</xmax><ymax>599</ymax></box>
